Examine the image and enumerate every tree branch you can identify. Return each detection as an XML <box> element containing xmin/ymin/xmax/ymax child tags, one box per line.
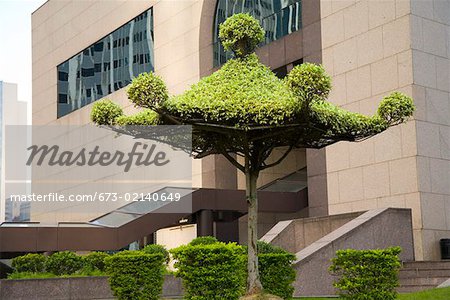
<box><xmin>260</xmin><ymin>145</ymin><xmax>294</xmax><ymax>171</ymax></box>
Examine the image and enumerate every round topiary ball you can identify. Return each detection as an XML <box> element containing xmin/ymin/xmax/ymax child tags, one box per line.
<box><xmin>377</xmin><ymin>92</ymin><xmax>414</xmax><ymax>125</ymax></box>
<box><xmin>219</xmin><ymin>13</ymin><xmax>265</xmax><ymax>57</ymax></box>
<box><xmin>127</xmin><ymin>72</ymin><xmax>168</xmax><ymax>109</ymax></box>
<box><xmin>90</xmin><ymin>99</ymin><xmax>123</xmax><ymax>125</ymax></box>
<box><xmin>286</xmin><ymin>63</ymin><xmax>332</xmax><ymax>101</ymax></box>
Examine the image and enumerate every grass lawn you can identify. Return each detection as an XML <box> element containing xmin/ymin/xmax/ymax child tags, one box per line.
<box><xmin>294</xmin><ymin>286</ymin><xmax>450</xmax><ymax>300</ymax></box>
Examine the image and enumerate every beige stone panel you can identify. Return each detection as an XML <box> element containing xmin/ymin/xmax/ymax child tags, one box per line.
<box><xmin>154</xmin><ymin>2</ymin><xmax>201</xmax><ymax>49</ymax></box>
<box><xmin>410</xmin><ymin>15</ymin><xmax>423</xmax><ymax>51</ymax></box>
<box><xmin>154</xmin><ymin>27</ymin><xmax>199</xmax><ymax>70</ymax></box>
<box><xmin>422</xmin><ymin>19</ymin><xmax>448</xmax><ymax>58</ymax></box>
<box><xmin>368</xmin><ymin>0</ymin><xmax>396</xmax><ymax>29</ymax></box>
<box><xmin>341</xmin><ymin>100</ymin><xmax>360</xmax><ymax>112</ymax></box>
<box><xmin>436</xmin><ymin>57</ymin><xmax>450</xmax><ymax>92</ymax></box>
<box><xmin>426</xmin><ymin>88</ymin><xmax>450</xmax><ymax>126</ymax></box>
<box><xmin>302</xmin><ymin>21</ymin><xmax>321</xmax><ymax>57</ymax></box>
<box><xmin>327</xmin><ymin>172</ymin><xmax>340</xmax><ymax>205</ymax></box>
<box><xmin>320</xmin><ymin>0</ymin><xmax>333</xmax><ymax>18</ymax></box>
<box><xmin>346</xmin><ymin>65</ymin><xmax>371</xmax><ymax>102</ymax></box>
<box><xmin>377</xmin><ymin>194</ymin><xmax>406</xmax><ymax>208</ymax></box>
<box><xmin>421</xmin><ymin>193</ymin><xmax>447</xmax><ymax>230</ymax></box>
<box><xmin>433</xmin><ymin>0</ymin><xmax>450</xmax><ymax>26</ymax></box>
<box><xmin>373</xmin><ymin>125</ymin><xmax>402</xmax><ymax>163</ymax></box>
<box><xmin>413</xmin><ymin>50</ymin><xmax>437</xmax><ymax>89</ymax></box>
<box><xmin>405</xmin><ymin>192</ymin><xmax>423</xmax><ymax>229</ymax></box>
<box><xmin>349</xmin><ymin>138</ymin><xmax>375</xmax><ymax>167</ymax></box>
<box><xmin>333</xmin><ymin>37</ymin><xmax>358</xmax><ymax>75</ymax></box>
<box><xmin>329</xmin><ymin>202</ymin><xmax>353</xmax><ymax>215</ymax></box>
<box><xmin>371</xmin><ymin>56</ymin><xmax>399</xmax><ymax>95</ymax></box>
<box><xmin>445</xmin><ymin>196</ymin><xmax>450</xmax><ymax>229</ymax></box>
<box><xmin>33</xmin><ymin>85</ymin><xmax>57</xmax><ymax>113</ymax></box>
<box><xmin>401</xmin><ymin>121</ymin><xmax>418</xmax><ymax>157</ymax></box>
<box><xmin>32</xmin><ymin>0</ymin><xmax>72</xmax><ymax>29</ymax></box>
<box><xmin>411</xmin><ymin>84</ymin><xmax>427</xmax><ymax>121</ymax></box>
<box><xmin>416</xmin><ymin>156</ymin><xmax>432</xmax><ymax>193</ymax></box>
<box><xmin>429</xmin><ymin>158</ymin><xmax>450</xmax><ymax>195</ymax></box>
<box><xmin>331</xmin><ymin>0</ymin><xmax>356</xmax><ymax>13</ymax></box>
<box><xmin>33</xmin><ymin>102</ymin><xmax>57</xmax><ymax>125</ymax></box>
<box><xmin>416</xmin><ymin>121</ymin><xmax>441</xmax><ymax>158</ymax></box>
<box><xmin>363</xmin><ymin>162</ymin><xmax>391</xmax><ymax>199</ymax></box>
<box><xmin>358</xmin><ymin>95</ymin><xmax>379</xmax><ymax>116</ymax></box>
<box><xmin>326</xmin><ymin>142</ymin><xmax>350</xmax><ymax>172</ymax></box>
<box><xmin>351</xmin><ymin>198</ymin><xmax>378</xmax><ymax>212</ymax></box>
<box><xmin>356</xmin><ymin>26</ymin><xmax>384</xmax><ymax>67</ymax></box>
<box><xmin>328</xmin><ymin>73</ymin><xmax>347</xmax><ymax>106</ymax></box>
<box><xmin>413</xmin><ymin>229</ymin><xmax>424</xmax><ymax>260</ymax></box>
<box><xmin>398</xmin><ymin>50</ymin><xmax>414</xmax><ymax>87</ymax></box>
<box><xmin>395</xmin><ymin>0</ymin><xmax>411</xmax><ymax>18</ymax></box>
<box><xmin>338</xmin><ymin>167</ymin><xmax>364</xmax><ymax>202</ymax></box>
<box><xmin>440</xmin><ymin>126</ymin><xmax>450</xmax><ymax>160</ymax></box>
<box><xmin>422</xmin><ymin>229</ymin><xmax>444</xmax><ymax>260</ymax></box>
<box><xmin>382</xmin><ymin>15</ymin><xmax>410</xmax><ymax>58</ymax></box>
<box><xmin>321</xmin><ymin>10</ymin><xmax>345</xmax><ymax>48</ymax></box>
<box><xmin>410</xmin><ymin>0</ymin><xmax>434</xmax><ymax>20</ymax></box>
<box><xmin>389</xmin><ymin>157</ymin><xmax>418</xmax><ymax>195</ymax></box>
<box><xmin>158</xmin><ymin>53</ymin><xmax>200</xmax><ymax>90</ymax></box>
<box><xmin>343</xmin><ymin>0</ymin><xmax>369</xmax><ymax>39</ymax></box>
<box><xmin>153</xmin><ymin>0</ymin><xmax>197</xmax><ymax>26</ymax></box>
<box><xmin>322</xmin><ymin>47</ymin><xmax>334</xmax><ymax>76</ymax></box>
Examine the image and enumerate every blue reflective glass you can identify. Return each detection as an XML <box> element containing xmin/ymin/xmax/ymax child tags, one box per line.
<box><xmin>213</xmin><ymin>0</ymin><xmax>302</xmax><ymax>67</ymax></box>
<box><xmin>57</xmin><ymin>8</ymin><xmax>154</xmax><ymax>118</ymax></box>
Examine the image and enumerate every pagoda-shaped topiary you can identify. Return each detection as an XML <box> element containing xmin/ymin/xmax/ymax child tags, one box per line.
<box><xmin>91</xmin><ymin>13</ymin><xmax>414</xmax><ymax>297</ymax></box>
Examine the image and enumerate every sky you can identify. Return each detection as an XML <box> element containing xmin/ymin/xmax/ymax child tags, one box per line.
<box><xmin>0</xmin><ymin>0</ymin><xmax>47</xmax><ymax>112</ymax></box>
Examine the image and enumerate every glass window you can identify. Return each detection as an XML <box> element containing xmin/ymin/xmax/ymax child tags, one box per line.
<box><xmin>213</xmin><ymin>0</ymin><xmax>302</xmax><ymax>67</ymax></box>
<box><xmin>57</xmin><ymin>8</ymin><xmax>154</xmax><ymax>118</ymax></box>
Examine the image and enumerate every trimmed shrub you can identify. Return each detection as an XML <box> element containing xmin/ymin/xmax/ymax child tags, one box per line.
<box><xmin>127</xmin><ymin>72</ymin><xmax>168</xmax><ymax>109</ymax></box>
<box><xmin>83</xmin><ymin>252</ymin><xmax>109</xmax><ymax>272</ymax></box>
<box><xmin>188</xmin><ymin>236</ymin><xmax>219</xmax><ymax>246</ymax></box>
<box><xmin>171</xmin><ymin>242</ymin><xmax>246</xmax><ymax>300</ymax></box>
<box><xmin>142</xmin><ymin>244</ymin><xmax>170</xmax><ymax>264</ymax></box>
<box><xmin>90</xmin><ymin>99</ymin><xmax>123</xmax><ymax>125</ymax></box>
<box><xmin>329</xmin><ymin>247</ymin><xmax>402</xmax><ymax>300</ymax></box>
<box><xmin>11</xmin><ymin>253</ymin><xmax>47</xmax><ymax>273</ymax></box>
<box><xmin>105</xmin><ymin>253</ymin><xmax>165</xmax><ymax>300</ymax></box>
<box><xmin>257</xmin><ymin>240</ymin><xmax>287</xmax><ymax>254</ymax></box>
<box><xmin>286</xmin><ymin>63</ymin><xmax>332</xmax><ymax>101</ymax></box>
<box><xmin>45</xmin><ymin>251</ymin><xmax>84</xmax><ymax>275</ymax></box>
<box><xmin>259</xmin><ymin>253</ymin><xmax>296</xmax><ymax>299</ymax></box>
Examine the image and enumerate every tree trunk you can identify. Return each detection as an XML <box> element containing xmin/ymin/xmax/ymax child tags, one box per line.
<box><xmin>246</xmin><ymin>170</ymin><xmax>263</xmax><ymax>295</ymax></box>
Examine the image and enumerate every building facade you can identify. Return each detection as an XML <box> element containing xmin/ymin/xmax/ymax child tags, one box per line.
<box><xmin>31</xmin><ymin>0</ymin><xmax>450</xmax><ymax>260</ymax></box>
<box><xmin>0</xmin><ymin>82</ymin><xmax>28</xmax><ymax>222</ymax></box>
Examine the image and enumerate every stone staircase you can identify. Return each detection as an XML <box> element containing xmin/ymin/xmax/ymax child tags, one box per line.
<box><xmin>398</xmin><ymin>261</ymin><xmax>450</xmax><ymax>293</ymax></box>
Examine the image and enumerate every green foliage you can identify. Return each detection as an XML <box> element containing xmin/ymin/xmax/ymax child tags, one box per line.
<box><xmin>165</xmin><ymin>53</ymin><xmax>300</xmax><ymax>128</ymax></box>
<box><xmin>188</xmin><ymin>236</ymin><xmax>219</xmax><ymax>246</ymax></box>
<box><xmin>378</xmin><ymin>92</ymin><xmax>415</xmax><ymax>125</ymax></box>
<box><xmin>310</xmin><ymin>100</ymin><xmax>388</xmax><ymax>136</ymax></box>
<box><xmin>90</xmin><ymin>99</ymin><xmax>123</xmax><ymax>125</ymax></box>
<box><xmin>287</xmin><ymin>63</ymin><xmax>332</xmax><ymax>101</ymax></box>
<box><xmin>127</xmin><ymin>72</ymin><xmax>168</xmax><ymax>109</ymax></box>
<box><xmin>219</xmin><ymin>13</ymin><xmax>265</xmax><ymax>57</ymax></box>
<box><xmin>83</xmin><ymin>252</ymin><xmax>109</xmax><ymax>272</ymax></box>
<box><xmin>259</xmin><ymin>253</ymin><xmax>296</xmax><ymax>300</ymax></box>
<box><xmin>329</xmin><ymin>247</ymin><xmax>402</xmax><ymax>300</ymax></box>
<box><xmin>8</xmin><ymin>272</ymin><xmax>57</xmax><ymax>279</ymax></box>
<box><xmin>105</xmin><ymin>253</ymin><xmax>165</xmax><ymax>300</ymax></box>
<box><xmin>142</xmin><ymin>244</ymin><xmax>170</xmax><ymax>264</ymax></box>
<box><xmin>171</xmin><ymin>242</ymin><xmax>247</xmax><ymax>300</ymax></box>
<box><xmin>45</xmin><ymin>251</ymin><xmax>84</xmax><ymax>276</ymax></box>
<box><xmin>115</xmin><ymin>109</ymin><xmax>160</xmax><ymax>125</ymax></box>
<box><xmin>11</xmin><ymin>253</ymin><xmax>47</xmax><ymax>273</ymax></box>
<box><xmin>257</xmin><ymin>240</ymin><xmax>288</xmax><ymax>254</ymax></box>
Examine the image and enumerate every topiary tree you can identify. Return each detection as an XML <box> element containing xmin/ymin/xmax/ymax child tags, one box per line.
<box><xmin>91</xmin><ymin>13</ymin><xmax>414</xmax><ymax>297</ymax></box>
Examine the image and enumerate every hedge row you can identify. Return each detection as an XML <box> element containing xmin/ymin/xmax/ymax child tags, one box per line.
<box><xmin>171</xmin><ymin>238</ymin><xmax>296</xmax><ymax>300</ymax></box>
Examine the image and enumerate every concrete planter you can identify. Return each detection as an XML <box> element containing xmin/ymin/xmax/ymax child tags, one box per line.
<box><xmin>0</xmin><ymin>274</ymin><xmax>183</xmax><ymax>300</ymax></box>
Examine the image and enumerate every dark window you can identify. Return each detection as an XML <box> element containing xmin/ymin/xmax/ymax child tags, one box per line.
<box><xmin>56</xmin><ymin>8</ymin><xmax>154</xmax><ymax>118</ymax></box>
<box><xmin>273</xmin><ymin>65</ymin><xmax>288</xmax><ymax>79</ymax></box>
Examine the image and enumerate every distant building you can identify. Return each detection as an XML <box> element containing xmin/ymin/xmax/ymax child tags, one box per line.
<box><xmin>0</xmin><ymin>81</ymin><xmax>28</xmax><ymax>222</ymax></box>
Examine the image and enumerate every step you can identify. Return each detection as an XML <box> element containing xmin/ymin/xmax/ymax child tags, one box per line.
<box><xmin>397</xmin><ymin>285</ymin><xmax>436</xmax><ymax>294</ymax></box>
<box><xmin>402</xmin><ymin>261</ymin><xmax>450</xmax><ymax>269</ymax></box>
<box><xmin>399</xmin><ymin>268</ymin><xmax>450</xmax><ymax>278</ymax></box>
<box><xmin>399</xmin><ymin>277</ymin><xmax>448</xmax><ymax>286</ymax></box>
